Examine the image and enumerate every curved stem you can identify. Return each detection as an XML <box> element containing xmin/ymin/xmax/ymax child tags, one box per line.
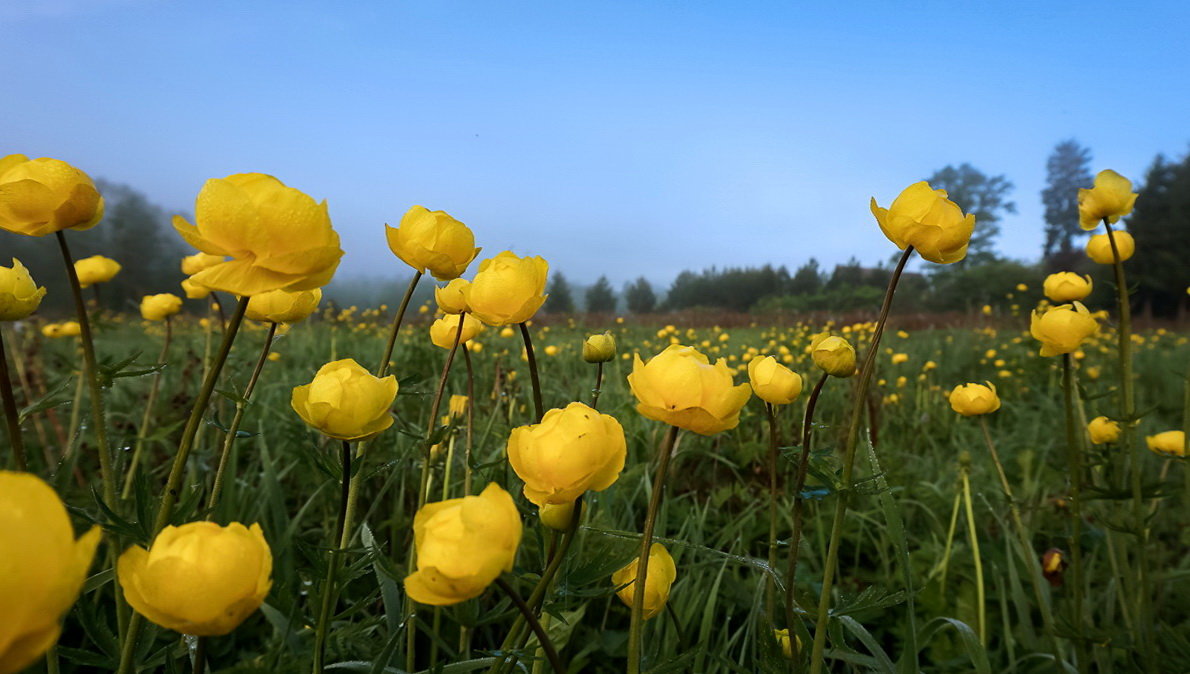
<box><xmin>378</xmin><ymin>270</ymin><xmax>422</xmax><ymax>377</ymax></box>
<box><xmin>808</xmin><ymin>246</ymin><xmax>913</xmax><ymax>674</ymax></box>
<box><xmin>206</xmin><ymin>321</ymin><xmax>277</xmax><ymax>513</ymax></box>
<box><xmin>123</xmin><ymin>317</ymin><xmax>174</xmax><ymax>498</ymax></box>
<box><xmin>960</xmin><ymin>467</ymin><xmax>986</xmax><ymax>644</ymax></box>
<box><xmin>784</xmin><ymin>373</ymin><xmax>827</xmax><ymax>668</ymax></box>
<box><xmin>519</xmin><ymin>322</ymin><xmax>544</xmax><ymax>422</ymax></box>
<box><xmin>1061</xmin><ymin>354</ymin><xmax>1089</xmax><ymax>670</ymax></box>
<box><xmin>494</xmin><ymin>578</ymin><xmax>566</xmax><ymax>674</ymax></box>
<box><xmin>312</xmin><ymin>441</ymin><xmax>353</xmax><ymax>674</ymax></box>
<box><xmin>0</xmin><ymin>329</ymin><xmax>27</xmax><ymax>470</ymax></box>
<box><xmin>591</xmin><ymin>361</ymin><xmax>604</xmax><ymax>410</ymax></box>
<box><xmin>627</xmin><ymin>425</ymin><xmax>680</xmax><ymax>674</ymax></box>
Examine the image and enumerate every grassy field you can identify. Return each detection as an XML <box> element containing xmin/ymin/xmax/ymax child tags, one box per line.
<box><xmin>7</xmin><ymin>299</ymin><xmax>1190</xmax><ymax>673</ymax></box>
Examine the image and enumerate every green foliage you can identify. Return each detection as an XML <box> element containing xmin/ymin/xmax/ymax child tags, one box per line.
<box><xmin>585</xmin><ymin>274</ymin><xmax>617</xmax><ymax>313</ymax></box>
<box><xmin>545</xmin><ymin>271</ymin><xmax>576</xmax><ymax>314</ymax></box>
<box><xmin>1128</xmin><ymin>151</ymin><xmax>1190</xmax><ymax>317</ymax></box>
<box><xmin>624</xmin><ymin>277</ymin><xmax>657</xmax><ymax>314</ymax></box>
<box><xmin>664</xmin><ymin>264</ymin><xmax>791</xmax><ymax>312</ymax></box>
<box><xmin>1041</xmin><ymin>139</ymin><xmax>1094</xmax><ymax>266</ymax></box>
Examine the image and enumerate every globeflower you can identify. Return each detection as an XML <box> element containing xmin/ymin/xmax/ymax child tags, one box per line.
<box><xmin>1029</xmin><ymin>302</ymin><xmax>1099</xmax><ymax>357</ymax></box>
<box><xmin>1043</xmin><ymin>272</ymin><xmax>1093</xmax><ymax>302</ymax></box>
<box><xmin>747</xmin><ymin>356</ymin><xmax>803</xmax><ymax>405</ymax></box>
<box><xmin>173</xmin><ymin>173</ymin><xmax>343</xmax><ymax>296</ymax></box>
<box><xmin>612</xmin><ymin>542</ymin><xmax>677</xmax><ymax>620</ymax></box>
<box><xmin>1078</xmin><ymin>169</ymin><xmax>1137</xmax><ymax>230</ymax></box>
<box><xmin>1146</xmin><ymin>430</ymin><xmax>1185</xmax><ymax>457</ymax></box>
<box><xmin>811</xmin><ymin>334</ymin><xmax>857</xmax><ymax>378</ymax></box>
<box><xmin>582</xmin><ymin>331</ymin><xmax>617</xmax><ymax>363</ymax></box>
<box><xmin>429</xmin><ymin>313</ymin><xmax>484</xmax><ymax>349</ymax></box>
<box><xmin>1086</xmin><ymin>230</ymin><xmax>1135</xmax><ymax>265</ymax></box>
<box><xmin>180</xmin><ymin>252</ymin><xmax>224</xmax><ymax>276</ymax></box>
<box><xmin>139</xmin><ymin>293</ymin><xmax>183</xmax><ymax>321</ymax></box>
<box><xmin>385</xmin><ymin>206</ymin><xmax>480</xmax><ymax>281</ymax></box>
<box><xmin>1087</xmin><ymin>416</ymin><xmax>1121</xmax><ymax>444</ymax></box>
<box><xmin>0</xmin><ymin>154</ymin><xmax>105</xmax><ymax>236</ymax></box>
<box><xmin>434</xmin><ymin>278</ymin><xmax>470</xmax><ymax>314</ymax></box>
<box><xmin>404</xmin><ymin>483</ymin><xmax>522</xmax><ymax>606</ymax></box>
<box><xmin>948</xmin><ymin>382</ymin><xmax>1001</xmax><ymax>416</ymax></box>
<box><xmin>291</xmin><ymin>359</ymin><xmax>398</xmax><ymax>441</ymax></box>
<box><xmin>0</xmin><ymin>258</ymin><xmax>47</xmax><ymax>321</ymax></box>
<box><xmin>180</xmin><ymin>278</ymin><xmax>211</xmax><ymax>299</ymax></box>
<box><xmin>41</xmin><ymin>321</ymin><xmax>81</xmax><ymax>339</ymax></box>
<box><xmin>245</xmin><ymin>287</ymin><xmax>322</xmax><ymax>324</ymax></box>
<box><xmin>628</xmin><ymin>344</ymin><xmax>751</xmax><ymax>436</ymax></box>
<box><xmin>462</xmin><ymin>251</ymin><xmax>548</xmax><ymax>326</ymax></box>
<box><xmin>0</xmin><ymin>471</ymin><xmax>100</xmax><ymax>673</ymax></box>
<box><xmin>118</xmin><ymin>521</ymin><xmax>272</xmax><ymax>636</ymax></box>
<box><xmin>507</xmin><ymin>402</ymin><xmax>627</xmax><ymax>506</ymax></box>
<box><xmin>870</xmin><ymin>181</ymin><xmax>976</xmax><ymax>264</ymax></box>
<box><xmin>74</xmin><ymin>255</ymin><xmax>121</xmax><ymax>288</ymax></box>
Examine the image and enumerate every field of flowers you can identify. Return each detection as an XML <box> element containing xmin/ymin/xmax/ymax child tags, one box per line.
<box><xmin>1</xmin><ymin>157</ymin><xmax>1188</xmax><ymax>673</ymax></box>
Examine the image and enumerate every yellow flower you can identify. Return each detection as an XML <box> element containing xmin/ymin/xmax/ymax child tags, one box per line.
<box><xmin>1043</xmin><ymin>272</ymin><xmax>1093</xmax><ymax>302</ymax></box>
<box><xmin>0</xmin><ymin>154</ymin><xmax>104</xmax><ymax>237</ymax></box>
<box><xmin>118</xmin><ymin>521</ymin><xmax>272</xmax><ymax>636</ymax></box>
<box><xmin>1146</xmin><ymin>430</ymin><xmax>1185</xmax><ymax>457</ymax></box>
<box><xmin>628</xmin><ymin>344</ymin><xmax>751</xmax><ymax>436</ymax></box>
<box><xmin>891</xmin><ymin>352</ymin><xmax>909</xmax><ymax>365</ymax></box>
<box><xmin>434</xmin><ymin>278</ymin><xmax>471</xmax><ymax>314</ymax></box>
<box><xmin>139</xmin><ymin>293</ymin><xmax>183</xmax><ymax>322</ymax></box>
<box><xmin>1030</xmin><ymin>302</ymin><xmax>1099</xmax><ymax>357</ymax></box>
<box><xmin>0</xmin><ymin>258</ymin><xmax>47</xmax><ymax>321</ymax></box>
<box><xmin>948</xmin><ymin>382</ymin><xmax>1001</xmax><ymax>416</ymax></box>
<box><xmin>507</xmin><ymin>402</ymin><xmax>626</xmax><ymax>506</ymax></box>
<box><xmin>811</xmin><ymin>334</ymin><xmax>857</xmax><ymax>378</ymax></box>
<box><xmin>429</xmin><ymin>313</ymin><xmax>485</xmax><ymax>349</ymax></box>
<box><xmin>1087</xmin><ymin>416</ymin><xmax>1121</xmax><ymax>444</ymax></box>
<box><xmin>447</xmin><ymin>394</ymin><xmax>469</xmax><ymax>420</ymax></box>
<box><xmin>245</xmin><ymin>287</ymin><xmax>322</xmax><ymax>324</ymax></box>
<box><xmin>41</xmin><ymin>321</ymin><xmax>80</xmax><ymax>339</ymax></box>
<box><xmin>539</xmin><ymin>501</ymin><xmax>577</xmax><ymax>531</ymax></box>
<box><xmin>870</xmin><ymin>181</ymin><xmax>975</xmax><ymax>264</ymax></box>
<box><xmin>1078</xmin><ymin>169</ymin><xmax>1137</xmax><ymax>230</ymax></box>
<box><xmin>404</xmin><ymin>483</ymin><xmax>522</xmax><ymax>606</ymax></box>
<box><xmin>612</xmin><ymin>542</ymin><xmax>677</xmax><ymax>620</ymax></box>
<box><xmin>173</xmin><ymin>173</ymin><xmax>343</xmax><ymax>296</ymax></box>
<box><xmin>180</xmin><ymin>252</ymin><xmax>224</xmax><ymax>277</ymax></box>
<box><xmin>291</xmin><ymin>359</ymin><xmax>398</xmax><ymax>441</ymax></box>
<box><xmin>1086</xmin><ymin>230</ymin><xmax>1135</xmax><ymax>265</ymax></box>
<box><xmin>73</xmin><ymin>255</ymin><xmax>121</xmax><ymax>288</ymax></box>
<box><xmin>462</xmin><ymin>251</ymin><xmax>548</xmax><ymax>326</ymax></box>
<box><xmin>747</xmin><ymin>356</ymin><xmax>803</xmax><ymax>405</ymax></box>
<box><xmin>180</xmin><ymin>277</ymin><xmax>211</xmax><ymax>299</ymax></box>
<box><xmin>385</xmin><ymin>206</ymin><xmax>480</xmax><ymax>281</ymax></box>
<box><xmin>774</xmin><ymin>628</ymin><xmax>801</xmax><ymax>659</ymax></box>
<box><xmin>0</xmin><ymin>471</ymin><xmax>100</xmax><ymax>673</ymax></box>
<box><xmin>582</xmin><ymin>331</ymin><xmax>617</xmax><ymax>363</ymax></box>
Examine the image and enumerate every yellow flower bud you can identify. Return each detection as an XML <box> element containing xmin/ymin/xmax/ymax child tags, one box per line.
<box><xmin>448</xmin><ymin>394</ymin><xmax>469</xmax><ymax>420</ymax></box>
<box><xmin>870</xmin><ymin>181</ymin><xmax>975</xmax><ymax>264</ymax></box>
<box><xmin>0</xmin><ymin>471</ymin><xmax>100</xmax><ymax>672</ymax></box>
<box><xmin>180</xmin><ymin>252</ymin><xmax>224</xmax><ymax>277</ymax></box>
<box><xmin>1043</xmin><ymin>272</ymin><xmax>1093</xmax><ymax>302</ymax></box>
<box><xmin>891</xmin><ymin>352</ymin><xmax>909</xmax><ymax>365</ymax></box>
<box><xmin>1078</xmin><ymin>169</ymin><xmax>1137</xmax><ymax>230</ymax></box>
<box><xmin>173</xmin><ymin>173</ymin><xmax>343</xmax><ymax>296</ymax></box>
<box><xmin>0</xmin><ymin>154</ymin><xmax>105</xmax><ymax>237</ymax></box>
<box><xmin>0</xmin><ymin>258</ymin><xmax>47</xmax><ymax>321</ymax></box>
<box><xmin>291</xmin><ymin>358</ymin><xmax>398</xmax><ymax>441</ymax></box>
<box><xmin>462</xmin><ymin>251</ymin><xmax>548</xmax><ymax>326</ymax></box>
<box><xmin>811</xmin><ymin>334</ymin><xmax>857</xmax><ymax>378</ymax></box>
<box><xmin>139</xmin><ymin>293</ymin><xmax>183</xmax><ymax>322</ymax></box>
<box><xmin>612</xmin><ymin>542</ymin><xmax>677</xmax><ymax>620</ymax></box>
<box><xmin>1146</xmin><ymin>430</ymin><xmax>1186</xmax><ymax>457</ymax></box>
<box><xmin>73</xmin><ymin>255</ymin><xmax>121</xmax><ymax>288</ymax></box>
<box><xmin>1087</xmin><ymin>416</ymin><xmax>1121</xmax><ymax>444</ymax></box>
<box><xmin>582</xmin><ymin>331</ymin><xmax>617</xmax><ymax>363</ymax></box>
<box><xmin>774</xmin><ymin>628</ymin><xmax>801</xmax><ymax>659</ymax></box>
<box><xmin>539</xmin><ymin>501</ymin><xmax>576</xmax><ymax>531</ymax></box>
<box><xmin>1029</xmin><ymin>302</ymin><xmax>1099</xmax><ymax>357</ymax></box>
<box><xmin>1086</xmin><ymin>230</ymin><xmax>1135</xmax><ymax>265</ymax></box>
<box><xmin>385</xmin><ymin>206</ymin><xmax>480</xmax><ymax>281</ymax></box>
<box><xmin>404</xmin><ymin>483</ymin><xmax>522</xmax><ymax>606</ymax></box>
<box><xmin>41</xmin><ymin>321</ymin><xmax>81</xmax><ymax>339</ymax></box>
<box><xmin>627</xmin><ymin>344</ymin><xmax>752</xmax><ymax>436</ymax></box>
<box><xmin>434</xmin><ymin>278</ymin><xmax>471</xmax><ymax>314</ymax></box>
<box><xmin>429</xmin><ymin>313</ymin><xmax>484</xmax><ymax>349</ymax></box>
<box><xmin>747</xmin><ymin>356</ymin><xmax>803</xmax><ymax>405</ymax></box>
<box><xmin>245</xmin><ymin>287</ymin><xmax>322</xmax><ymax>324</ymax></box>
<box><xmin>948</xmin><ymin>382</ymin><xmax>1001</xmax><ymax>416</ymax></box>
<box><xmin>118</xmin><ymin>521</ymin><xmax>272</xmax><ymax>636</ymax></box>
<box><xmin>507</xmin><ymin>402</ymin><xmax>626</xmax><ymax>506</ymax></box>
<box><xmin>180</xmin><ymin>277</ymin><xmax>211</xmax><ymax>299</ymax></box>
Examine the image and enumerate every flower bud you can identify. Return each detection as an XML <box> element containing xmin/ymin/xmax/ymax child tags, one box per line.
<box><xmin>1086</xmin><ymin>416</ymin><xmax>1121</xmax><ymax>444</ymax></box>
<box><xmin>747</xmin><ymin>356</ymin><xmax>803</xmax><ymax>405</ymax></box>
<box><xmin>180</xmin><ymin>252</ymin><xmax>224</xmax><ymax>277</ymax></box>
<box><xmin>628</xmin><ymin>344</ymin><xmax>751</xmax><ymax>435</ymax></box>
<box><xmin>429</xmin><ymin>313</ymin><xmax>484</xmax><ymax>349</ymax></box>
<box><xmin>180</xmin><ymin>277</ymin><xmax>211</xmax><ymax>299</ymax></box>
<box><xmin>462</xmin><ymin>251</ymin><xmax>549</xmax><ymax>326</ymax></box>
<box><xmin>74</xmin><ymin>255</ymin><xmax>121</xmax><ymax>288</ymax></box>
<box><xmin>774</xmin><ymin>628</ymin><xmax>801</xmax><ymax>659</ymax></box>
<box><xmin>118</xmin><ymin>521</ymin><xmax>272</xmax><ymax>636</ymax></box>
<box><xmin>0</xmin><ymin>154</ymin><xmax>105</xmax><ymax>236</ymax></box>
<box><xmin>612</xmin><ymin>542</ymin><xmax>677</xmax><ymax>620</ymax></box>
<box><xmin>539</xmin><ymin>501</ymin><xmax>576</xmax><ymax>531</ymax></box>
<box><xmin>140</xmin><ymin>293</ymin><xmax>183</xmax><ymax>322</ymax></box>
<box><xmin>870</xmin><ymin>181</ymin><xmax>975</xmax><ymax>264</ymax></box>
<box><xmin>245</xmin><ymin>287</ymin><xmax>322</xmax><ymax>324</ymax></box>
<box><xmin>1078</xmin><ymin>170</ymin><xmax>1137</xmax><ymax>230</ymax></box>
<box><xmin>1146</xmin><ymin>430</ymin><xmax>1186</xmax><ymax>457</ymax></box>
<box><xmin>948</xmin><ymin>382</ymin><xmax>1001</xmax><ymax>416</ymax></box>
<box><xmin>385</xmin><ymin>206</ymin><xmax>480</xmax><ymax>281</ymax></box>
<box><xmin>42</xmin><ymin>321</ymin><xmax>81</xmax><ymax>338</ymax></box>
<box><xmin>1043</xmin><ymin>272</ymin><xmax>1093</xmax><ymax>302</ymax></box>
<box><xmin>507</xmin><ymin>402</ymin><xmax>626</xmax><ymax>506</ymax></box>
<box><xmin>1029</xmin><ymin>302</ymin><xmax>1098</xmax><ymax>357</ymax></box>
<box><xmin>811</xmin><ymin>334</ymin><xmax>857</xmax><ymax>378</ymax></box>
<box><xmin>582</xmin><ymin>331</ymin><xmax>616</xmax><ymax>363</ymax></box>
<box><xmin>291</xmin><ymin>358</ymin><xmax>398</xmax><ymax>441</ymax></box>
<box><xmin>0</xmin><ymin>258</ymin><xmax>47</xmax><ymax>321</ymax></box>
<box><xmin>1086</xmin><ymin>230</ymin><xmax>1134</xmax><ymax>264</ymax></box>
<box><xmin>434</xmin><ymin>278</ymin><xmax>471</xmax><ymax>314</ymax></box>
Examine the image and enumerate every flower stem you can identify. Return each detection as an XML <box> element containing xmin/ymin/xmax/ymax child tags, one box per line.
<box><xmin>627</xmin><ymin>424</ymin><xmax>680</xmax><ymax>674</ymax></box>
<box><xmin>311</xmin><ymin>441</ymin><xmax>353</xmax><ymax>674</ymax></box>
<box><xmin>1061</xmin><ymin>354</ymin><xmax>1089</xmax><ymax>670</ymax></box>
<box><xmin>0</xmin><ymin>328</ymin><xmax>28</xmax><ymax>471</ymax></box>
<box><xmin>378</xmin><ymin>270</ymin><xmax>422</xmax><ymax>377</ymax></box>
<box><xmin>808</xmin><ymin>246</ymin><xmax>913</xmax><ymax>674</ymax></box>
<box><xmin>494</xmin><ymin>577</ymin><xmax>566</xmax><ymax>674</ymax></box>
<box><xmin>959</xmin><ymin>465</ymin><xmax>986</xmax><ymax>645</ymax></box>
<box><xmin>123</xmin><ymin>317</ymin><xmax>173</xmax><ymax>499</ymax></box>
<box><xmin>765</xmin><ymin>402</ymin><xmax>781</xmax><ymax>623</ymax></box>
<box><xmin>591</xmin><ymin>361</ymin><xmax>604</xmax><ymax>409</ymax></box>
<box><xmin>784</xmin><ymin>373</ymin><xmax>827</xmax><ymax>669</ymax></box>
<box><xmin>206</xmin><ymin>321</ymin><xmax>276</xmax><ymax>514</ymax></box>
<box><xmin>519</xmin><ymin>322</ymin><xmax>545</xmax><ymax>422</ymax></box>
<box><xmin>463</xmin><ymin>347</ymin><xmax>475</xmax><ymax>497</ymax></box>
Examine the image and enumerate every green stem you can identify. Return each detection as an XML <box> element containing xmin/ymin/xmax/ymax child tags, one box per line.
<box><xmin>960</xmin><ymin>467</ymin><xmax>986</xmax><ymax>645</ymax></box>
<box><xmin>463</xmin><ymin>347</ymin><xmax>475</xmax><ymax>498</ymax></box>
<box><xmin>312</xmin><ymin>441</ymin><xmax>353</xmax><ymax>674</ymax></box>
<box><xmin>378</xmin><ymin>270</ymin><xmax>422</xmax><ymax>377</ymax></box>
<box><xmin>206</xmin><ymin>321</ymin><xmax>276</xmax><ymax>514</ymax></box>
<box><xmin>591</xmin><ymin>361</ymin><xmax>604</xmax><ymax>409</ymax></box>
<box><xmin>193</xmin><ymin>636</ymin><xmax>207</xmax><ymax>674</ymax></box>
<box><xmin>785</xmin><ymin>373</ymin><xmax>827</xmax><ymax>672</ymax></box>
<box><xmin>494</xmin><ymin>577</ymin><xmax>566</xmax><ymax>674</ymax></box>
<box><xmin>808</xmin><ymin>246</ymin><xmax>913</xmax><ymax>674</ymax></box>
<box><xmin>765</xmin><ymin>402</ymin><xmax>780</xmax><ymax>624</ymax></box>
<box><xmin>123</xmin><ymin>317</ymin><xmax>173</xmax><ymax>499</ymax></box>
<box><xmin>627</xmin><ymin>425</ymin><xmax>680</xmax><ymax>674</ymax></box>
<box><xmin>0</xmin><ymin>328</ymin><xmax>28</xmax><ymax>471</ymax></box>
<box><xmin>519</xmin><ymin>322</ymin><xmax>545</xmax><ymax>422</ymax></box>
<box><xmin>1061</xmin><ymin>354</ymin><xmax>1089</xmax><ymax>671</ymax></box>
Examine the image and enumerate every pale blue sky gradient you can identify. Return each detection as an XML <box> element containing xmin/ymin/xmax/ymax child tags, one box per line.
<box><xmin>3</xmin><ymin>1</ymin><xmax>1187</xmax><ymax>287</ymax></box>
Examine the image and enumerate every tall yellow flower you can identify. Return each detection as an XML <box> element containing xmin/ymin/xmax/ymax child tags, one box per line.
<box><xmin>139</xmin><ymin>293</ymin><xmax>183</xmax><ymax>321</ymax></box>
<box><xmin>434</xmin><ymin>278</ymin><xmax>471</xmax><ymax>314</ymax></box>
<box><xmin>385</xmin><ymin>206</ymin><xmax>480</xmax><ymax>281</ymax></box>
<box><xmin>0</xmin><ymin>472</ymin><xmax>100</xmax><ymax>673</ymax></box>
<box><xmin>870</xmin><ymin>181</ymin><xmax>975</xmax><ymax>264</ymax></box>
<box><xmin>1086</xmin><ymin>230</ymin><xmax>1135</xmax><ymax>265</ymax></box>
<box><xmin>0</xmin><ymin>154</ymin><xmax>105</xmax><ymax>236</ymax></box>
<box><xmin>429</xmin><ymin>313</ymin><xmax>485</xmax><ymax>349</ymax></box>
<box><xmin>747</xmin><ymin>356</ymin><xmax>803</xmax><ymax>405</ymax></box>
<box><xmin>507</xmin><ymin>402</ymin><xmax>627</xmax><ymax>506</ymax></box>
<box><xmin>173</xmin><ymin>173</ymin><xmax>343</xmax><ymax>296</ymax></box>
<box><xmin>245</xmin><ymin>287</ymin><xmax>322</xmax><ymax>324</ymax></box>
<box><xmin>1078</xmin><ymin>169</ymin><xmax>1137</xmax><ymax>230</ymax></box>
<box><xmin>463</xmin><ymin>251</ymin><xmax>549</xmax><ymax>326</ymax></box>
<box><xmin>1042</xmin><ymin>272</ymin><xmax>1093</xmax><ymax>302</ymax></box>
<box><xmin>1146</xmin><ymin>430</ymin><xmax>1185</xmax><ymax>457</ymax></box>
<box><xmin>612</xmin><ymin>542</ymin><xmax>677</xmax><ymax>619</ymax></box>
<box><xmin>628</xmin><ymin>344</ymin><xmax>751</xmax><ymax>435</ymax></box>
<box><xmin>0</xmin><ymin>258</ymin><xmax>47</xmax><ymax>321</ymax></box>
<box><xmin>811</xmin><ymin>334</ymin><xmax>857</xmax><ymax>378</ymax></box>
<box><xmin>73</xmin><ymin>255</ymin><xmax>121</xmax><ymax>288</ymax></box>
<box><xmin>948</xmin><ymin>382</ymin><xmax>1001</xmax><ymax>416</ymax></box>
<box><xmin>291</xmin><ymin>359</ymin><xmax>398</xmax><ymax>441</ymax></box>
<box><xmin>1029</xmin><ymin>302</ymin><xmax>1099</xmax><ymax>357</ymax></box>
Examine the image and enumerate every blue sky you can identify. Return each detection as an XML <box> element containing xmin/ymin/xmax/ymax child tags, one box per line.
<box><xmin>3</xmin><ymin>1</ymin><xmax>1187</xmax><ymax>289</ymax></box>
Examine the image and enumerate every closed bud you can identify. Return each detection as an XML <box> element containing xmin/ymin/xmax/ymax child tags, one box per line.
<box><xmin>948</xmin><ymin>382</ymin><xmax>1001</xmax><ymax>416</ymax></box>
<box><xmin>291</xmin><ymin>359</ymin><xmax>398</xmax><ymax>441</ymax></box>
<box><xmin>612</xmin><ymin>542</ymin><xmax>677</xmax><ymax>619</ymax></box>
<box><xmin>74</xmin><ymin>255</ymin><xmax>121</xmax><ymax>288</ymax></box>
<box><xmin>1086</xmin><ymin>230</ymin><xmax>1135</xmax><ymax>264</ymax></box>
<box><xmin>0</xmin><ymin>258</ymin><xmax>47</xmax><ymax>321</ymax></box>
<box><xmin>245</xmin><ymin>287</ymin><xmax>322</xmax><ymax>324</ymax></box>
<box><xmin>811</xmin><ymin>334</ymin><xmax>857</xmax><ymax>378</ymax></box>
<box><xmin>1146</xmin><ymin>430</ymin><xmax>1186</xmax><ymax>457</ymax></box>
<box><xmin>539</xmin><ymin>501</ymin><xmax>576</xmax><ymax>531</ymax></box>
<box><xmin>435</xmin><ymin>278</ymin><xmax>471</xmax><ymax>314</ymax></box>
<box><xmin>1087</xmin><ymin>416</ymin><xmax>1121</xmax><ymax>444</ymax></box>
<box><xmin>429</xmin><ymin>313</ymin><xmax>484</xmax><ymax>349</ymax></box>
<box><xmin>1043</xmin><ymin>272</ymin><xmax>1093</xmax><ymax>302</ymax></box>
<box><xmin>139</xmin><ymin>293</ymin><xmax>183</xmax><ymax>322</ymax></box>
<box><xmin>582</xmin><ymin>331</ymin><xmax>616</xmax><ymax>363</ymax></box>
<box><xmin>747</xmin><ymin>356</ymin><xmax>802</xmax><ymax>405</ymax></box>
